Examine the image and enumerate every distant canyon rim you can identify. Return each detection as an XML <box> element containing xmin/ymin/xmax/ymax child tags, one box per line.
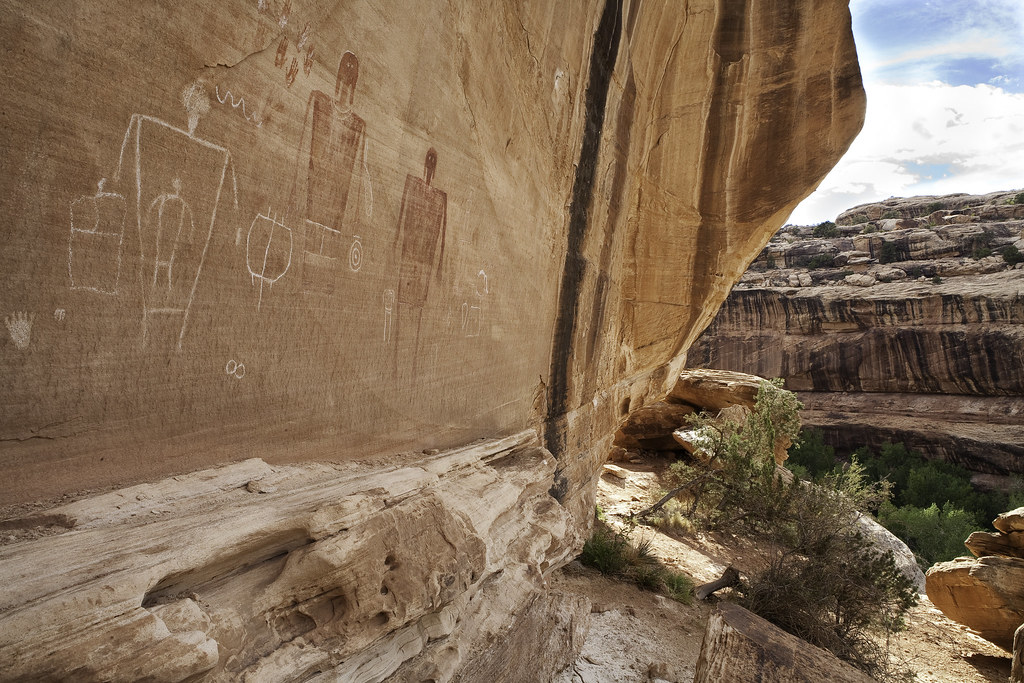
<box><xmin>693</xmin><ymin>190</ymin><xmax>1024</xmax><ymax>482</ymax></box>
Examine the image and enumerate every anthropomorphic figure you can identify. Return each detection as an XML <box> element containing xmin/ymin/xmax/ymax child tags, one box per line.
<box><xmin>111</xmin><ymin>80</ymin><xmax>237</xmax><ymax>350</ymax></box>
<box><xmin>293</xmin><ymin>50</ymin><xmax>369</xmax><ymax>295</ymax></box>
<box><xmin>392</xmin><ymin>148</ymin><xmax>447</xmax><ymax>371</ymax></box>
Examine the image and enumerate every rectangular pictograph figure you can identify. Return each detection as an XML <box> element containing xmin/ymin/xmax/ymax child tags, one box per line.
<box><xmin>112</xmin><ymin>83</ymin><xmax>237</xmax><ymax>350</ymax></box>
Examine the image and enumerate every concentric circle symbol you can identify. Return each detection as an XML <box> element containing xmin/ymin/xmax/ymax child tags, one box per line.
<box><xmin>349</xmin><ymin>237</ymin><xmax>363</xmax><ymax>272</ymax></box>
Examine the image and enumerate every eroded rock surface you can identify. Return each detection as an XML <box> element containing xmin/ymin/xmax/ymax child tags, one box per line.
<box><xmin>926</xmin><ymin>506</ymin><xmax>1024</xmax><ymax>652</ymax></box>
<box><xmin>0</xmin><ymin>0</ymin><xmax>863</xmax><ymax>679</ymax></box>
<box><xmin>0</xmin><ymin>433</ymin><xmax>589</xmax><ymax>681</ymax></box>
<box><xmin>927</xmin><ymin>555</ymin><xmax>1024</xmax><ymax>652</ymax></box>
<box><xmin>692</xmin><ymin>192</ymin><xmax>1024</xmax><ymax>474</ymax></box>
<box><xmin>693</xmin><ymin>602</ymin><xmax>874</xmax><ymax>682</ymax></box>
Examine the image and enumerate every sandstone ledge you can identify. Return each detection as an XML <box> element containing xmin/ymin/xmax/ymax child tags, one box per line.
<box><xmin>0</xmin><ymin>432</ymin><xmax>588</xmax><ymax>682</ymax></box>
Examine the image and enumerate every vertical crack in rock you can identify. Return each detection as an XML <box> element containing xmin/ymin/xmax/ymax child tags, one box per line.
<box><xmin>544</xmin><ymin>0</ymin><xmax>624</xmax><ymax>457</ymax></box>
<box><xmin>582</xmin><ymin>69</ymin><xmax>636</xmax><ymax>402</ymax></box>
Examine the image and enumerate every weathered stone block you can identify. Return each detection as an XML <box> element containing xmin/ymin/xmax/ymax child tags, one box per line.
<box><xmin>693</xmin><ymin>602</ymin><xmax>874</xmax><ymax>682</ymax></box>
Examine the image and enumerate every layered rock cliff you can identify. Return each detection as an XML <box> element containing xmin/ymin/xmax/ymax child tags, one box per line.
<box><xmin>692</xmin><ymin>191</ymin><xmax>1024</xmax><ymax>475</ymax></box>
<box><xmin>0</xmin><ymin>0</ymin><xmax>864</xmax><ymax>679</ymax></box>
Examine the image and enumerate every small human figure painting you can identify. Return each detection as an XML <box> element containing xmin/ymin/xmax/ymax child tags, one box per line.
<box><xmin>146</xmin><ymin>178</ymin><xmax>197</xmax><ymax>310</ymax></box>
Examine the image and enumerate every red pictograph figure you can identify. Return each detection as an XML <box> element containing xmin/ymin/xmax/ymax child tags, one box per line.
<box><xmin>392</xmin><ymin>147</ymin><xmax>447</xmax><ymax>369</ymax></box>
<box><xmin>291</xmin><ymin>50</ymin><xmax>369</xmax><ymax>296</ymax></box>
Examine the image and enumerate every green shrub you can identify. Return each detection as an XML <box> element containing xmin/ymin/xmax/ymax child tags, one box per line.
<box><xmin>881</xmin><ymin>210</ymin><xmax>900</xmax><ymax>219</ymax></box>
<box><xmin>1002</xmin><ymin>245</ymin><xmax>1024</xmax><ymax>265</ymax></box>
<box><xmin>879</xmin><ymin>242</ymin><xmax>902</xmax><ymax>264</ymax></box>
<box><xmin>807</xmin><ymin>254</ymin><xmax>836</xmax><ymax>270</ymax></box>
<box><xmin>878</xmin><ymin>502</ymin><xmax>977</xmax><ymax>568</ymax></box>
<box><xmin>580</xmin><ymin>525</ymin><xmax>630</xmax><ymax>575</ymax></box>
<box><xmin>861</xmin><ymin>223</ymin><xmax>880</xmax><ymax>234</ymax></box>
<box><xmin>903</xmin><ymin>464</ymin><xmax>975</xmax><ymax>511</ymax></box>
<box><xmin>662</xmin><ymin>570</ymin><xmax>695</xmax><ymax>603</ymax></box>
<box><xmin>743</xmin><ymin>540</ymin><xmax>917</xmax><ymax>679</ymax></box>
<box><xmin>926</xmin><ymin>202</ymin><xmax>944</xmax><ymax>213</ymax></box>
<box><xmin>1013</xmin><ymin>192</ymin><xmax>1024</xmax><ymax>205</ymax></box>
<box><xmin>852</xmin><ymin>441</ymin><xmax>1024</xmax><ymax>558</ymax></box>
<box><xmin>787</xmin><ymin>428</ymin><xmax>839</xmax><ymax>480</ymax></box>
<box><xmin>579</xmin><ymin>522</ymin><xmax>694</xmax><ymax>604</ymax></box>
<box><xmin>972</xmin><ymin>246</ymin><xmax>992</xmax><ymax>259</ymax></box>
<box><xmin>859</xmin><ymin>442</ymin><xmax>919</xmax><ymax>495</ymax></box>
<box><xmin>740</xmin><ymin>458</ymin><xmax>915</xmax><ymax>681</ymax></box>
<box><xmin>813</xmin><ymin>221</ymin><xmax>839</xmax><ymax>238</ymax></box>
<box><xmin>649</xmin><ymin>497</ymin><xmax>696</xmax><ymax>535</ymax></box>
<box><xmin>931</xmin><ymin>275</ymin><xmax>943</xmax><ymax>285</ymax></box>
<box><xmin>641</xmin><ymin>382</ymin><xmax>915</xmax><ymax>678</ymax></box>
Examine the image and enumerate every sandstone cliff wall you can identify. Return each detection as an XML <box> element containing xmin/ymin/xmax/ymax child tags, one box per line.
<box><xmin>692</xmin><ymin>192</ymin><xmax>1024</xmax><ymax>475</ymax></box>
<box><xmin>0</xmin><ymin>0</ymin><xmax>863</xmax><ymax>679</ymax></box>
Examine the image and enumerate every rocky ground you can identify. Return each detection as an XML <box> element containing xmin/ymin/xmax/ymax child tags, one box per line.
<box><xmin>553</xmin><ymin>455</ymin><xmax>1012</xmax><ymax>682</ymax></box>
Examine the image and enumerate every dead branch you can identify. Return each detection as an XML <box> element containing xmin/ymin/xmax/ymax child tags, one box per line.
<box><xmin>633</xmin><ymin>471</ymin><xmax>716</xmax><ymax>520</ymax></box>
<box><xmin>695</xmin><ymin>566</ymin><xmax>741</xmax><ymax>601</ymax></box>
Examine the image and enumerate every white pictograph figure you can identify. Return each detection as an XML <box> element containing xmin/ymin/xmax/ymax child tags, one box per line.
<box><xmin>112</xmin><ymin>80</ymin><xmax>238</xmax><ymax>351</ymax></box>
<box><xmin>5</xmin><ymin>312</ymin><xmax>35</xmax><ymax>350</ymax></box>
<box><xmin>69</xmin><ymin>178</ymin><xmax>127</xmax><ymax>295</ymax></box>
<box><xmin>246</xmin><ymin>209</ymin><xmax>293</xmax><ymax>311</ymax></box>
<box><xmin>349</xmin><ymin>235</ymin><xmax>362</xmax><ymax>272</ymax></box>
<box><xmin>214</xmin><ymin>85</ymin><xmax>263</xmax><ymax>128</ymax></box>
<box><xmin>225</xmin><ymin>359</ymin><xmax>246</xmax><ymax>379</ymax></box>
<box><xmin>54</xmin><ymin>309</ymin><xmax>66</xmax><ymax>322</ymax></box>
<box><xmin>147</xmin><ymin>179</ymin><xmax>196</xmax><ymax>296</ymax></box>
<box><xmin>383</xmin><ymin>288</ymin><xmax>395</xmax><ymax>344</ymax></box>
<box><xmin>463</xmin><ymin>269</ymin><xmax>488</xmax><ymax>338</ymax></box>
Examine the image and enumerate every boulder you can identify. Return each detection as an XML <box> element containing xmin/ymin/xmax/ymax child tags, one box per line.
<box><xmin>1013</xmin><ymin>623</ymin><xmax>1024</xmax><ymax>683</ymax></box>
<box><xmin>844</xmin><ymin>273</ymin><xmax>876</xmax><ymax>287</ymax></box>
<box><xmin>672</xmin><ymin>426</ymin><xmax>720</xmax><ymax>466</ymax></box>
<box><xmin>871</xmin><ymin>266</ymin><xmax>907</xmax><ymax>282</ymax></box>
<box><xmin>667</xmin><ymin>369</ymin><xmax>764</xmax><ymax>412</ymax></box>
<box><xmin>668</xmin><ymin>376</ymin><xmax>796</xmax><ymax>465</ymax></box>
<box><xmin>693</xmin><ymin>602</ymin><xmax>874</xmax><ymax>682</ymax></box>
<box><xmin>926</xmin><ymin>555</ymin><xmax>1024</xmax><ymax>651</ymax></box>
<box><xmin>856</xmin><ymin>514</ymin><xmax>926</xmax><ymax>593</ymax></box>
<box><xmin>966</xmin><ymin>530</ymin><xmax>1024</xmax><ymax>558</ymax></box>
<box><xmin>994</xmin><ymin>508</ymin><xmax>1024</xmax><ymax>534</ymax></box>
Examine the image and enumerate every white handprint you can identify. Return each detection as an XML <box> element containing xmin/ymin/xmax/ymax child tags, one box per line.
<box><xmin>5</xmin><ymin>312</ymin><xmax>35</xmax><ymax>350</ymax></box>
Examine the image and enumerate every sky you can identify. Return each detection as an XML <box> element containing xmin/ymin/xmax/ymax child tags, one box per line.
<box><xmin>788</xmin><ymin>0</ymin><xmax>1024</xmax><ymax>225</ymax></box>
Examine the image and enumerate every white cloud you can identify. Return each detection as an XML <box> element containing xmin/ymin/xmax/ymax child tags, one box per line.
<box><xmin>850</xmin><ymin>0</ymin><xmax>1024</xmax><ymax>90</ymax></box>
<box><xmin>789</xmin><ymin>82</ymin><xmax>1024</xmax><ymax>225</ymax></box>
